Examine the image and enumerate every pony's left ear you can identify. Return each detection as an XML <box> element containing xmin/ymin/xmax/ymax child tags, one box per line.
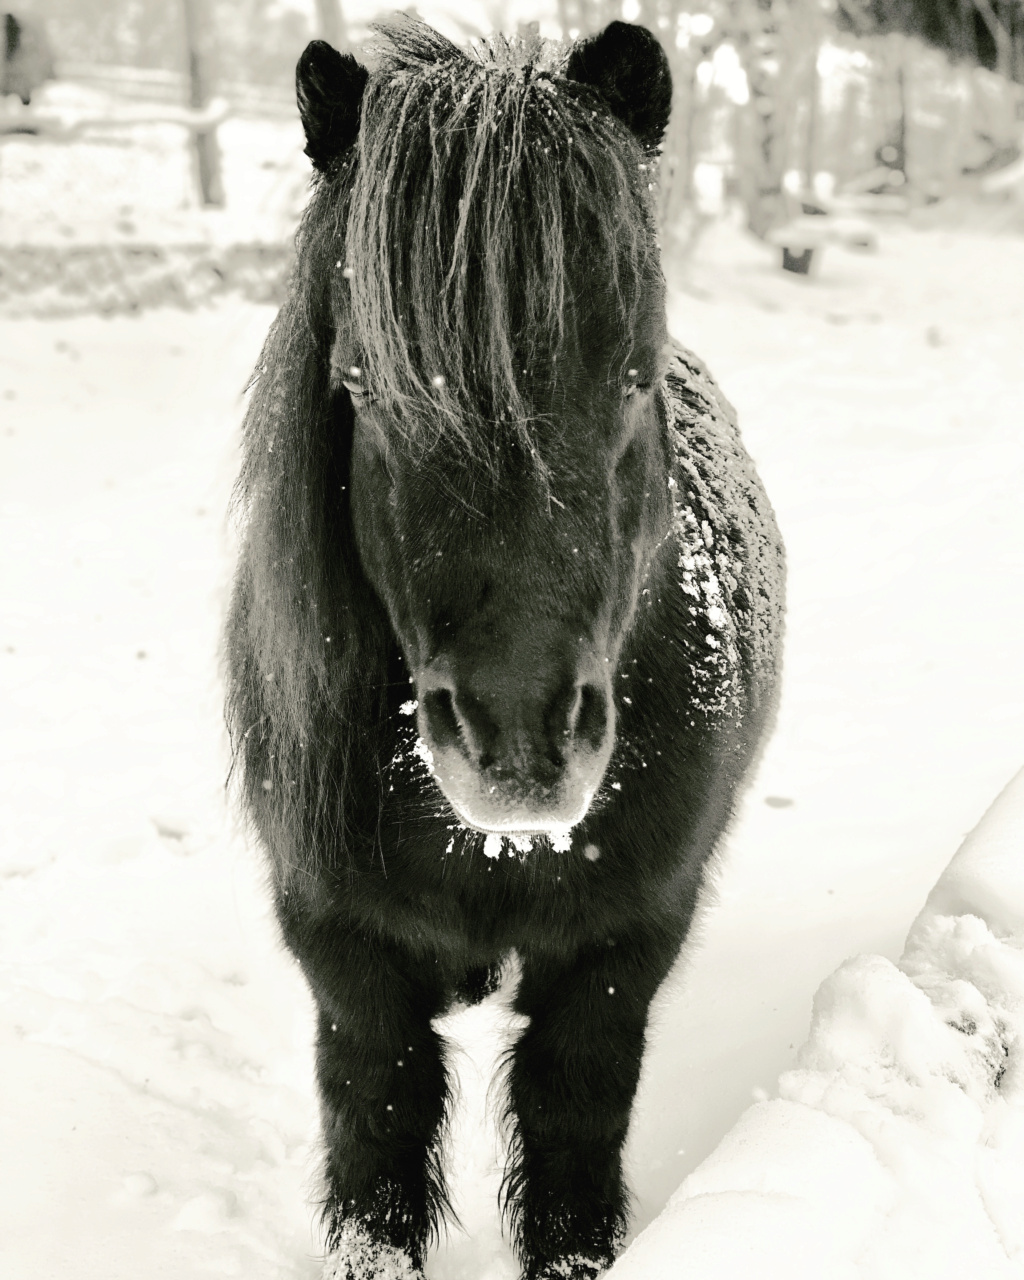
<box><xmin>296</xmin><ymin>40</ymin><xmax>369</xmax><ymax>171</ymax></box>
<box><xmin>564</xmin><ymin>22</ymin><xmax>672</xmax><ymax>153</ymax></box>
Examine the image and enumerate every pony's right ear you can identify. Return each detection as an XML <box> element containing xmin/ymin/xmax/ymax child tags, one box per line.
<box><xmin>564</xmin><ymin>22</ymin><xmax>672</xmax><ymax>153</ymax></box>
<box><xmin>296</xmin><ymin>40</ymin><xmax>369</xmax><ymax>171</ymax></box>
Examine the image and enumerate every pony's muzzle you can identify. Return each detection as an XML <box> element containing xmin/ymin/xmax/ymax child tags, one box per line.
<box><xmin>415</xmin><ymin>662</ymin><xmax>615</xmax><ymax>835</ymax></box>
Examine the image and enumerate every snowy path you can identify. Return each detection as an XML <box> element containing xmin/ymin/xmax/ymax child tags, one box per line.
<box><xmin>612</xmin><ymin>766</ymin><xmax>1024</xmax><ymax>1279</ymax></box>
<box><xmin>1</xmin><ymin>222</ymin><xmax>1023</xmax><ymax>1278</ymax></box>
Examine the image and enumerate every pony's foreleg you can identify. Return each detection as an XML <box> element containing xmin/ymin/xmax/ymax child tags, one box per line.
<box><xmin>505</xmin><ymin>926</ymin><xmax>682</xmax><ymax>1280</ymax></box>
<box><xmin>285</xmin><ymin>916</ymin><xmax>451</xmax><ymax>1278</ymax></box>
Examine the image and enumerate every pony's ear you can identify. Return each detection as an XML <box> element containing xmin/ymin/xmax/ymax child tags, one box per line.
<box><xmin>564</xmin><ymin>22</ymin><xmax>672</xmax><ymax>153</ymax></box>
<box><xmin>296</xmin><ymin>40</ymin><xmax>369</xmax><ymax>171</ymax></box>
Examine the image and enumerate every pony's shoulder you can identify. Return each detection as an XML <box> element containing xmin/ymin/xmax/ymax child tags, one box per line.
<box><xmin>661</xmin><ymin>335</ymin><xmax>786</xmax><ymax>704</ymax></box>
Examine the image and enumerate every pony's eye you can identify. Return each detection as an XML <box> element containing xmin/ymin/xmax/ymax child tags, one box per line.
<box><xmin>622</xmin><ymin>367</ymin><xmax>653</xmax><ymax>398</ymax></box>
<box><xmin>341</xmin><ymin>363</ymin><xmax>375</xmax><ymax>402</ymax></box>
<box><xmin>623</xmin><ymin>381</ymin><xmax>652</xmax><ymax>399</ymax></box>
<box><xmin>343</xmin><ymin>379</ymin><xmax>376</xmax><ymax>405</ymax></box>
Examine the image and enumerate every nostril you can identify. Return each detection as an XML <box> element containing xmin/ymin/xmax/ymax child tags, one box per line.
<box><xmin>422</xmin><ymin>688</ymin><xmax>462</xmax><ymax>752</ymax></box>
<box><xmin>422</xmin><ymin>687</ymin><xmax>498</xmax><ymax>767</ymax></box>
<box><xmin>573</xmin><ymin>683</ymin><xmax>608</xmax><ymax>753</ymax></box>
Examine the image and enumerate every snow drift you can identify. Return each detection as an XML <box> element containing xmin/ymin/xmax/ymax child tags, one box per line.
<box><xmin>609</xmin><ymin>767</ymin><xmax>1024</xmax><ymax>1279</ymax></box>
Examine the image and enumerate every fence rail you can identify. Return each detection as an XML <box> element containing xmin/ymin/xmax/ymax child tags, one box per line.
<box><xmin>56</xmin><ymin>61</ymin><xmax>297</xmax><ymax>118</ymax></box>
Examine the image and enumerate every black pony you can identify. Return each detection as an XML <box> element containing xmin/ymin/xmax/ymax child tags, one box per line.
<box><xmin>226</xmin><ymin>18</ymin><xmax>784</xmax><ymax>1280</ymax></box>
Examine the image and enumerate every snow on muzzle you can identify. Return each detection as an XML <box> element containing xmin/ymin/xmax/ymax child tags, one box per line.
<box><xmin>415</xmin><ymin>656</ymin><xmax>615</xmax><ymax>837</ymax></box>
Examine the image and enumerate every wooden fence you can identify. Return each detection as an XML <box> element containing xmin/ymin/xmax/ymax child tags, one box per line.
<box><xmin>56</xmin><ymin>61</ymin><xmax>296</xmax><ymax>118</ymax></box>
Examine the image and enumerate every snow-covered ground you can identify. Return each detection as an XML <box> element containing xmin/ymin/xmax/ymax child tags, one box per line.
<box><xmin>2</xmin><ymin>215</ymin><xmax>1023</xmax><ymax>1279</ymax></box>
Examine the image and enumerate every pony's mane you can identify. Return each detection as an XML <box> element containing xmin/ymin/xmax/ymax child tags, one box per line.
<box><xmin>336</xmin><ymin>17</ymin><xmax>659</xmax><ymax>444</ymax></box>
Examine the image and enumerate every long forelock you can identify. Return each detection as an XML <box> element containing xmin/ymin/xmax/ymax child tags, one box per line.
<box><xmin>339</xmin><ymin>18</ymin><xmax>659</xmax><ymax>453</ymax></box>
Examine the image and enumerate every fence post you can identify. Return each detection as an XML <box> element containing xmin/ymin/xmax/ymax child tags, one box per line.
<box><xmin>181</xmin><ymin>0</ymin><xmax>224</xmax><ymax>207</ymax></box>
<box><xmin>314</xmin><ymin>0</ymin><xmax>348</xmax><ymax>49</ymax></box>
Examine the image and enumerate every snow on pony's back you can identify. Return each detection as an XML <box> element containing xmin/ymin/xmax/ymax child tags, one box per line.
<box><xmin>607</xmin><ymin>767</ymin><xmax>1024</xmax><ymax>1279</ymax></box>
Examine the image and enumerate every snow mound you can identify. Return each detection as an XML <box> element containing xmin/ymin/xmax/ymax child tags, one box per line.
<box><xmin>609</xmin><ymin>767</ymin><xmax>1024</xmax><ymax>1279</ymax></box>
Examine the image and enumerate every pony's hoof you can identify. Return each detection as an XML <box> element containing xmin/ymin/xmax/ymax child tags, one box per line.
<box><xmin>322</xmin><ymin>1221</ymin><xmax>422</xmax><ymax>1280</ymax></box>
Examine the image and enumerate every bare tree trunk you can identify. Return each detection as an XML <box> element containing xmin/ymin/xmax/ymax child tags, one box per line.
<box><xmin>554</xmin><ymin>0</ymin><xmax>600</xmax><ymax>38</ymax></box>
<box><xmin>658</xmin><ymin>54</ymin><xmax>698</xmax><ymax>231</ymax></box>
<box><xmin>972</xmin><ymin>0</ymin><xmax>1013</xmax><ymax>80</ymax></box>
<box><xmin>895</xmin><ymin>59</ymin><xmax>908</xmax><ymax>178</ymax></box>
<box><xmin>834</xmin><ymin>78</ymin><xmax>861</xmax><ymax>188</ymax></box>
<box><xmin>804</xmin><ymin>43</ymin><xmax>820</xmax><ymax>192</ymax></box>
<box><xmin>741</xmin><ymin>42</ymin><xmax>793</xmax><ymax>238</ymax></box>
<box><xmin>314</xmin><ymin>0</ymin><xmax>347</xmax><ymax>50</ymax></box>
<box><xmin>181</xmin><ymin>0</ymin><xmax>224</xmax><ymax>207</ymax></box>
